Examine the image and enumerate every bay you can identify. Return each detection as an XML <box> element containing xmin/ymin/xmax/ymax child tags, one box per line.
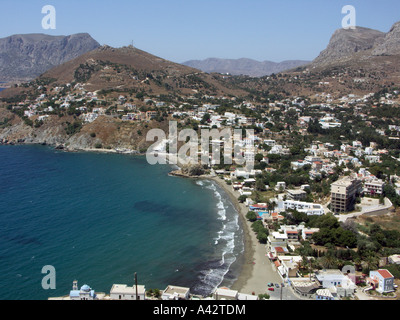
<box><xmin>0</xmin><ymin>145</ymin><xmax>243</xmax><ymax>300</ymax></box>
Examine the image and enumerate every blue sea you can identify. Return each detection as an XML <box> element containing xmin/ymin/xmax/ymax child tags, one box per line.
<box><xmin>0</xmin><ymin>145</ymin><xmax>244</xmax><ymax>300</ymax></box>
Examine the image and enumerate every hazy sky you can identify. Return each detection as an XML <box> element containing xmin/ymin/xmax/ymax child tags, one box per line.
<box><xmin>0</xmin><ymin>0</ymin><xmax>399</xmax><ymax>63</ymax></box>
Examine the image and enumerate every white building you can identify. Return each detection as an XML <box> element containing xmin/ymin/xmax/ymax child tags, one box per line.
<box><xmin>315</xmin><ymin>270</ymin><xmax>356</xmax><ymax>297</ymax></box>
<box><xmin>277</xmin><ymin>200</ymin><xmax>325</xmax><ymax>216</ymax></box>
<box><xmin>212</xmin><ymin>287</ymin><xmax>238</xmax><ymax>300</ymax></box>
<box><xmin>365</xmin><ymin>155</ymin><xmax>381</xmax><ymax>163</ymax></box>
<box><xmin>388</xmin><ymin>254</ymin><xmax>400</xmax><ymax>265</ymax></box>
<box><xmin>69</xmin><ymin>281</ymin><xmax>97</xmax><ymax>300</ymax></box>
<box><xmin>110</xmin><ymin>284</ymin><xmax>146</xmax><ymax>300</ymax></box>
<box><xmin>286</xmin><ymin>189</ymin><xmax>307</xmax><ymax>201</ymax></box>
<box><xmin>162</xmin><ymin>285</ymin><xmax>190</xmax><ymax>300</ymax></box>
<box><xmin>368</xmin><ymin>269</ymin><xmax>395</xmax><ymax>293</ymax></box>
<box><xmin>232</xmin><ymin>169</ymin><xmax>250</xmax><ymax>179</ymax></box>
<box><xmin>364</xmin><ymin>179</ymin><xmax>385</xmax><ymax>195</ymax></box>
<box><xmin>82</xmin><ymin>113</ymin><xmax>99</xmax><ymax>123</ymax></box>
<box><xmin>275</xmin><ymin>182</ymin><xmax>286</xmax><ymax>192</ymax></box>
<box><xmin>263</xmin><ymin>139</ymin><xmax>276</xmax><ymax>146</ymax></box>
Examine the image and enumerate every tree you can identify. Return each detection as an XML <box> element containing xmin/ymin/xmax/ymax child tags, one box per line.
<box><xmin>318</xmin><ymin>254</ymin><xmax>338</xmax><ymax>269</ymax></box>
<box><xmin>246</xmin><ymin>211</ymin><xmax>257</xmax><ymax>222</ymax></box>
<box><xmin>153</xmin><ymin>288</ymin><xmax>161</xmax><ymax>298</ymax></box>
<box><xmin>363</xmin><ymin>254</ymin><xmax>379</xmax><ymax>273</ymax></box>
<box><xmin>287</xmin><ymin>209</ymin><xmax>309</xmax><ymax>225</ymax></box>
<box><xmin>255</xmin><ymin>179</ymin><xmax>266</xmax><ymax>191</ymax></box>
<box><xmin>296</xmin><ymin>241</ymin><xmax>314</xmax><ymax>257</ymax></box>
<box><xmin>255</xmin><ymin>153</ymin><xmax>264</xmax><ymax>162</ymax></box>
<box><xmin>312</xmin><ymin>228</ymin><xmax>335</xmax><ymax>246</ymax></box>
<box><xmin>251</xmin><ymin>220</ymin><xmax>269</xmax><ymax>244</ymax></box>
<box><xmin>258</xmin><ymin>293</ymin><xmax>270</xmax><ymax>300</ymax></box>
<box><xmin>267</xmin><ymin>200</ymin><xmax>276</xmax><ymax>213</ymax></box>
<box><xmin>200</xmin><ymin>113</ymin><xmax>211</xmax><ymax>125</ymax></box>
<box><xmin>335</xmin><ymin>229</ymin><xmax>357</xmax><ymax>248</ymax></box>
<box><xmin>257</xmin><ymin>231</ymin><xmax>269</xmax><ymax>244</ymax></box>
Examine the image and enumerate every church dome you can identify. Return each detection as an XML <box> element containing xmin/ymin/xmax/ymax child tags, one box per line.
<box><xmin>81</xmin><ymin>284</ymin><xmax>91</xmax><ymax>292</ymax></box>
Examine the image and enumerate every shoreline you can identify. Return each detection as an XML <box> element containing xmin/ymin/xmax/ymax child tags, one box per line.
<box><xmin>207</xmin><ymin>176</ymin><xmax>282</xmax><ymax>295</ymax></box>
<box><xmin>179</xmin><ymin>173</ymin><xmax>283</xmax><ymax>296</ymax></box>
<box><xmin>2</xmin><ymin>143</ymin><xmax>281</xmax><ymax>296</ymax></box>
<box><xmin>205</xmin><ymin>176</ymin><xmax>256</xmax><ymax>292</ymax></box>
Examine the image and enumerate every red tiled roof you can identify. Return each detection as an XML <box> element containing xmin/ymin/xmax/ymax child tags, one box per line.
<box><xmin>251</xmin><ymin>204</ymin><xmax>268</xmax><ymax>208</ymax></box>
<box><xmin>275</xmin><ymin>247</ymin><xmax>285</xmax><ymax>253</ymax></box>
<box><xmin>274</xmin><ymin>261</ymin><xmax>281</xmax><ymax>267</ymax></box>
<box><xmin>286</xmin><ymin>231</ymin><xmax>298</xmax><ymax>234</ymax></box>
<box><xmin>377</xmin><ymin>269</ymin><xmax>393</xmax><ymax>279</ymax></box>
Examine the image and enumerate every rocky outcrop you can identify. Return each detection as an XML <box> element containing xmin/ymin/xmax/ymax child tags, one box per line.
<box><xmin>312</xmin><ymin>27</ymin><xmax>385</xmax><ymax>67</ymax></box>
<box><xmin>0</xmin><ymin>33</ymin><xmax>100</xmax><ymax>81</ymax></box>
<box><xmin>311</xmin><ymin>21</ymin><xmax>400</xmax><ymax>68</ymax></box>
<box><xmin>169</xmin><ymin>164</ymin><xmax>206</xmax><ymax>178</ymax></box>
<box><xmin>372</xmin><ymin>21</ymin><xmax>400</xmax><ymax>56</ymax></box>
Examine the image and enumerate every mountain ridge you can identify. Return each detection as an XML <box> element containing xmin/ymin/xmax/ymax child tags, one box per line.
<box><xmin>0</xmin><ymin>33</ymin><xmax>100</xmax><ymax>82</ymax></box>
<box><xmin>183</xmin><ymin>57</ymin><xmax>310</xmax><ymax>77</ymax></box>
<box><xmin>310</xmin><ymin>22</ymin><xmax>400</xmax><ymax>68</ymax></box>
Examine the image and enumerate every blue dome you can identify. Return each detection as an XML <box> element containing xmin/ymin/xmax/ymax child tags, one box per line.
<box><xmin>81</xmin><ymin>284</ymin><xmax>91</xmax><ymax>292</ymax></box>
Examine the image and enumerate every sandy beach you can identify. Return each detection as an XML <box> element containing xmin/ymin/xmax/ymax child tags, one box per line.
<box><xmin>208</xmin><ymin>176</ymin><xmax>282</xmax><ymax>296</ymax></box>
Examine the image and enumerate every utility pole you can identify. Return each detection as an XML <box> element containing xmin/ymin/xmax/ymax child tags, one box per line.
<box><xmin>135</xmin><ymin>272</ymin><xmax>138</xmax><ymax>300</ymax></box>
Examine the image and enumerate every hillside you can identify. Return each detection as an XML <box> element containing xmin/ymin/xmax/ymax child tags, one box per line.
<box><xmin>2</xmin><ymin>21</ymin><xmax>400</xmax><ymax>151</ymax></box>
<box><xmin>0</xmin><ymin>33</ymin><xmax>100</xmax><ymax>82</ymax></box>
<box><xmin>221</xmin><ymin>21</ymin><xmax>400</xmax><ymax>100</ymax></box>
<box><xmin>0</xmin><ymin>44</ymin><xmax>249</xmax><ymax>151</ymax></box>
<box><xmin>311</xmin><ymin>26</ymin><xmax>385</xmax><ymax>68</ymax></box>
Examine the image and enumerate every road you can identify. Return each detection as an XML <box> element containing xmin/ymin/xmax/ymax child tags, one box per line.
<box><xmin>267</xmin><ymin>283</ymin><xmax>302</xmax><ymax>300</ymax></box>
<box><xmin>337</xmin><ymin>197</ymin><xmax>393</xmax><ymax>223</ymax></box>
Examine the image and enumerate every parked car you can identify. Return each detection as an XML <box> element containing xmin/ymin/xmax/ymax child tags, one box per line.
<box><xmin>268</xmin><ymin>287</ymin><xmax>274</xmax><ymax>292</ymax></box>
<box><xmin>275</xmin><ymin>283</ymin><xmax>280</xmax><ymax>288</ymax></box>
<box><xmin>267</xmin><ymin>283</ymin><xmax>273</xmax><ymax>287</ymax></box>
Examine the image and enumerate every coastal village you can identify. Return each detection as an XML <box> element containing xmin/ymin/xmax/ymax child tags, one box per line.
<box><xmin>2</xmin><ymin>2</ymin><xmax>400</xmax><ymax>308</ymax></box>
<box><xmin>20</xmin><ymin>74</ymin><xmax>400</xmax><ymax>301</ymax></box>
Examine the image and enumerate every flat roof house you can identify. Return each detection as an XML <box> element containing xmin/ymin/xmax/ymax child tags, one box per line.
<box><xmin>388</xmin><ymin>254</ymin><xmax>400</xmax><ymax>265</ymax></box>
<box><xmin>212</xmin><ymin>287</ymin><xmax>238</xmax><ymax>300</ymax></box>
<box><xmin>286</xmin><ymin>189</ymin><xmax>307</xmax><ymax>201</ymax></box>
<box><xmin>162</xmin><ymin>285</ymin><xmax>190</xmax><ymax>300</ymax></box>
<box><xmin>301</xmin><ymin>227</ymin><xmax>320</xmax><ymax>241</ymax></box>
<box><xmin>364</xmin><ymin>179</ymin><xmax>385</xmax><ymax>196</ymax></box>
<box><xmin>110</xmin><ymin>284</ymin><xmax>146</xmax><ymax>300</ymax></box>
<box><xmin>315</xmin><ymin>269</ymin><xmax>357</xmax><ymax>297</ymax></box>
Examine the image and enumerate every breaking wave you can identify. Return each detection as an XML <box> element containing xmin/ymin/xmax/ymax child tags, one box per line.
<box><xmin>192</xmin><ymin>180</ymin><xmax>244</xmax><ymax>296</ymax></box>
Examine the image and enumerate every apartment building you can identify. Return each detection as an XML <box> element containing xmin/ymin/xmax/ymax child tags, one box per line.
<box><xmin>330</xmin><ymin>178</ymin><xmax>362</xmax><ymax>213</ymax></box>
<box><xmin>286</xmin><ymin>189</ymin><xmax>307</xmax><ymax>201</ymax></box>
<box><xmin>364</xmin><ymin>179</ymin><xmax>385</xmax><ymax>196</ymax></box>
